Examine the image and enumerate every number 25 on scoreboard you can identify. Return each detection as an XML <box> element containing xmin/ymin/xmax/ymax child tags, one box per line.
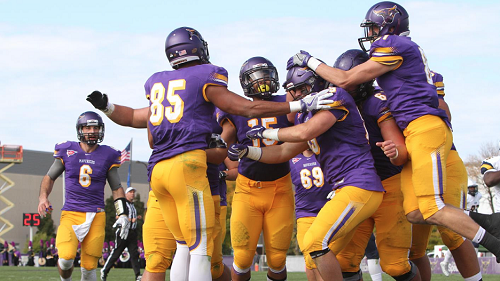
<box><xmin>23</xmin><ymin>213</ymin><xmax>41</xmax><ymax>226</ymax></box>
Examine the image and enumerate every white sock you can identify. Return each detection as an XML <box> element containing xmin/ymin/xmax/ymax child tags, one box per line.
<box><xmin>464</xmin><ymin>272</ymin><xmax>483</xmax><ymax>281</ymax></box>
<box><xmin>443</xmin><ymin>250</ymin><xmax>452</xmax><ymax>263</ymax></box>
<box><xmin>80</xmin><ymin>268</ymin><xmax>96</xmax><ymax>281</ymax></box>
<box><xmin>367</xmin><ymin>259</ymin><xmax>382</xmax><ymax>281</ymax></box>
<box><xmin>189</xmin><ymin>254</ymin><xmax>211</xmax><ymax>281</ymax></box>
<box><xmin>61</xmin><ymin>277</ymin><xmax>72</xmax><ymax>281</ymax></box>
<box><xmin>171</xmin><ymin>243</ymin><xmax>190</xmax><ymax>281</ymax></box>
<box><xmin>472</xmin><ymin>227</ymin><xmax>486</xmax><ymax>243</ymax></box>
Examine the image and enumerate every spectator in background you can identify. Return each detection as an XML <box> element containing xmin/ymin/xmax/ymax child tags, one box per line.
<box><xmin>11</xmin><ymin>241</ymin><xmax>20</xmax><ymax>266</ymax></box>
<box><xmin>27</xmin><ymin>241</ymin><xmax>35</xmax><ymax>266</ymax></box>
<box><xmin>38</xmin><ymin>240</ymin><xmax>46</xmax><ymax>267</ymax></box>
<box><xmin>1</xmin><ymin>241</ymin><xmax>8</xmax><ymax>265</ymax></box>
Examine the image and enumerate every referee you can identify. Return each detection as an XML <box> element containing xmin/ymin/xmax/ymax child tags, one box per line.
<box><xmin>101</xmin><ymin>187</ymin><xmax>142</xmax><ymax>281</ymax></box>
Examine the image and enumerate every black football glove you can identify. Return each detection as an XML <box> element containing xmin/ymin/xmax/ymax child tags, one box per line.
<box><xmin>86</xmin><ymin>91</ymin><xmax>109</xmax><ymax>110</ymax></box>
<box><xmin>219</xmin><ymin>170</ymin><xmax>227</xmax><ymax>180</ymax></box>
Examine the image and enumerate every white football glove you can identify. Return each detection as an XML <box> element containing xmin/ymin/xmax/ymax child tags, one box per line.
<box><xmin>113</xmin><ymin>215</ymin><xmax>130</xmax><ymax>240</ymax></box>
<box><xmin>327</xmin><ymin>190</ymin><xmax>336</xmax><ymax>200</ymax></box>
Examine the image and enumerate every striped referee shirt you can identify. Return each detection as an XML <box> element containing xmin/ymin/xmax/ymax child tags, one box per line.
<box><xmin>127</xmin><ymin>201</ymin><xmax>138</xmax><ymax>230</ymax></box>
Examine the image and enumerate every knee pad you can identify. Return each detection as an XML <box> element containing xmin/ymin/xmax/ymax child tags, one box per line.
<box><xmin>393</xmin><ymin>261</ymin><xmax>417</xmax><ymax>281</ymax></box>
<box><xmin>145</xmin><ymin>252</ymin><xmax>172</xmax><ymax>273</ymax></box>
<box><xmin>233</xmin><ymin>262</ymin><xmax>251</xmax><ymax>275</ymax></box>
<box><xmin>58</xmin><ymin>258</ymin><xmax>74</xmax><ymax>270</ymax></box>
<box><xmin>81</xmin><ymin>268</ymin><xmax>97</xmax><ymax>281</ymax></box>
<box><xmin>438</xmin><ymin>226</ymin><xmax>465</xmax><ymax>250</ymax></box>
<box><xmin>266</xmin><ymin>251</ymin><xmax>287</xmax><ymax>272</ymax></box>
<box><xmin>342</xmin><ymin>270</ymin><xmax>362</xmax><ymax>281</ymax></box>
<box><xmin>211</xmin><ymin>260</ymin><xmax>224</xmax><ymax>279</ymax></box>
<box><xmin>80</xmin><ymin>257</ymin><xmax>98</xmax><ymax>271</ymax></box>
<box><xmin>381</xmin><ymin>260</ymin><xmax>412</xmax><ymax>278</ymax></box>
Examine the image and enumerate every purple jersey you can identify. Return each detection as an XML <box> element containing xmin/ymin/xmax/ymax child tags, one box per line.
<box><xmin>431</xmin><ymin>71</ymin><xmax>445</xmax><ymax>98</ymax></box>
<box><xmin>145</xmin><ymin>64</ymin><xmax>228</xmax><ymax>177</ymax></box>
<box><xmin>207</xmin><ymin>110</ymin><xmax>223</xmax><ymax>196</ymax></box>
<box><xmin>297</xmin><ymin>88</ymin><xmax>384</xmax><ymax>192</ymax></box>
<box><xmin>431</xmin><ymin>70</ymin><xmax>457</xmax><ymax>151</ymax></box>
<box><xmin>360</xmin><ymin>88</ymin><xmax>402</xmax><ymax>181</ymax></box>
<box><xmin>54</xmin><ymin>141</ymin><xmax>121</xmax><ymax>212</ymax></box>
<box><xmin>369</xmin><ymin>35</ymin><xmax>448</xmax><ymax>130</ymax></box>
<box><xmin>290</xmin><ymin>153</ymin><xmax>332</xmax><ymax>218</ymax></box>
<box><xmin>217</xmin><ymin>94</ymin><xmax>291</xmax><ymax>181</ymax></box>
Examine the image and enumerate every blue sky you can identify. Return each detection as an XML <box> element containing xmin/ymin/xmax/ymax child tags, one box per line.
<box><xmin>1</xmin><ymin>0</ymin><xmax>499</xmax><ymax>162</ymax></box>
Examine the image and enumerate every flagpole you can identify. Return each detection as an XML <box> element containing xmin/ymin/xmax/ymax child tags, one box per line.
<box><xmin>127</xmin><ymin>138</ymin><xmax>133</xmax><ymax>187</ymax></box>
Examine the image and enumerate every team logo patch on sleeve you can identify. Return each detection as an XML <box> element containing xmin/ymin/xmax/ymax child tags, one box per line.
<box><xmin>67</xmin><ymin>150</ymin><xmax>77</xmax><ymax>157</ymax></box>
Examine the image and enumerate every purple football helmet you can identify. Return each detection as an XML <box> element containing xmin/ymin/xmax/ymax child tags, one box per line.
<box><xmin>358</xmin><ymin>1</ymin><xmax>409</xmax><ymax>52</ymax></box>
<box><xmin>283</xmin><ymin>66</ymin><xmax>325</xmax><ymax>101</ymax></box>
<box><xmin>239</xmin><ymin>56</ymin><xmax>279</xmax><ymax>100</ymax></box>
<box><xmin>165</xmin><ymin>27</ymin><xmax>210</xmax><ymax>69</ymax></box>
<box><xmin>76</xmin><ymin>111</ymin><xmax>104</xmax><ymax>146</ymax></box>
<box><xmin>333</xmin><ymin>49</ymin><xmax>374</xmax><ymax>102</ymax></box>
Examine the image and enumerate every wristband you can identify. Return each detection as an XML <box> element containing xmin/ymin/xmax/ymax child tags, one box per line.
<box><xmin>103</xmin><ymin>102</ymin><xmax>115</xmax><ymax>117</ymax></box>
<box><xmin>289</xmin><ymin>100</ymin><xmax>302</xmax><ymax>112</ymax></box>
<box><xmin>114</xmin><ymin>197</ymin><xmax>129</xmax><ymax>216</ymax></box>
<box><xmin>307</xmin><ymin>57</ymin><xmax>323</xmax><ymax>72</ymax></box>
<box><xmin>262</xmin><ymin>128</ymin><xmax>280</xmax><ymax>141</ymax></box>
<box><xmin>390</xmin><ymin>148</ymin><xmax>399</xmax><ymax>160</ymax></box>
<box><xmin>246</xmin><ymin>146</ymin><xmax>262</xmax><ymax>161</ymax></box>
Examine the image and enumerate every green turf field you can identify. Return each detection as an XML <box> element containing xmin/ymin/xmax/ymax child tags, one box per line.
<box><xmin>0</xmin><ymin>267</ymin><xmax>497</xmax><ymax>280</ymax></box>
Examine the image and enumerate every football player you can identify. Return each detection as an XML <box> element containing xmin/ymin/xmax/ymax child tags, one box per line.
<box><xmin>217</xmin><ymin>56</ymin><xmax>294</xmax><ymax>281</ymax></box>
<box><xmin>38</xmin><ymin>111</ymin><xmax>130</xmax><ymax>281</ymax></box>
<box><xmin>406</xmin><ymin>71</ymin><xmax>482</xmax><ymax>281</ymax></box>
<box><xmin>285</xmin><ymin>1</ymin><xmax>500</xmax><ymax>262</ymax></box>
<box><xmin>479</xmin><ymin>146</ymin><xmax>500</xmax><ymax>212</ymax></box>
<box><xmin>328</xmin><ymin>49</ymin><xmax>417</xmax><ymax>281</ymax></box>
<box><xmin>283</xmin><ymin>66</ymin><xmax>330</xmax><ymax>281</ymax></box>
<box><xmin>230</xmin><ymin>85</ymin><xmax>385</xmax><ymax>280</ymax></box>
<box><xmin>87</xmin><ymin>27</ymin><xmax>333</xmax><ymax>281</ymax></box>
<box><xmin>289</xmin><ymin>148</ymin><xmax>331</xmax><ymax>281</ymax></box>
<box><xmin>467</xmin><ymin>179</ymin><xmax>482</xmax><ymax>213</ymax></box>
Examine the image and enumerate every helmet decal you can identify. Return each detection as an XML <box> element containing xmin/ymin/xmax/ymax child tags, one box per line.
<box><xmin>373</xmin><ymin>5</ymin><xmax>400</xmax><ymax>27</ymax></box>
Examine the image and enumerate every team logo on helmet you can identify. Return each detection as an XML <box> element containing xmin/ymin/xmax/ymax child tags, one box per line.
<box><xmin>373</xmin><ymin>5</ymin><xmax>400</xmax><ymax>26</ymax></box>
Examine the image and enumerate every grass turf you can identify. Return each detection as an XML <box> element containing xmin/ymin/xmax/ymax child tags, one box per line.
<box><xmin>0</xmin><ymin>267</ymin><xmax>498</xmax><ymax>280</ymax></box>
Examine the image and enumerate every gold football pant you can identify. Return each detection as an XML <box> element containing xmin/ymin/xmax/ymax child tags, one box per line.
<box><xmin>56</xmin><ymin>211</ymin><xmax>105</xmax><ymax>270</ymax></box>
<box><xmin>231</xmin><ymin>173</ymin><xmax>294</xmax><ymax>272</ymax></box>
<box><xmin>150</xmin><ymin>150</ymin><xmax>215</xmax><ymax>257</ymax></box>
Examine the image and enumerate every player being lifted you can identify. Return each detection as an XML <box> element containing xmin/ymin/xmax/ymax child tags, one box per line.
<box><xmin>286</xmin><ymin>1</ymin><xmax>500</xmax><ymax>262</ymax></box>
<box><xmin>38</xmin><ymin>111</ymin><xmax>130</xmax><ymax>281</ymax></box>
<box><xmin>327</xmin><ymin>49</ymin><xmax>419</xmax><ymax>281</ymax></box>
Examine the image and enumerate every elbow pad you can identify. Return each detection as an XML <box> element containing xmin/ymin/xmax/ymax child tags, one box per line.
<box><xmin>114</xmin><ymin>197</ymin><xmax>129</xmax><ymax>216</ymax></box>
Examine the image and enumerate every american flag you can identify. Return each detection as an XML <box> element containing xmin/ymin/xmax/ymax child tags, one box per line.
<box><xmin>121</xmin><ymin>140</ymin><xmax>132</xmax><ymax>164</ymax></box>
